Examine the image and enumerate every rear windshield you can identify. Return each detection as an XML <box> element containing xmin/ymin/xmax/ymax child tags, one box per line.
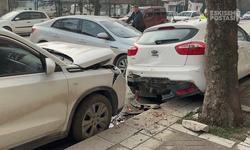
<box><xmin>136</xmin><ymin>28</ymin><xmax>198</xmax><ymax>45</ymax></box>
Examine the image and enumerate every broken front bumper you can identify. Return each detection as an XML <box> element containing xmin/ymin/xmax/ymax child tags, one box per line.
<box><xmin>127</xmin><ymin>74</ymin><xmax>202</xmax><ymax>99</ymax></box>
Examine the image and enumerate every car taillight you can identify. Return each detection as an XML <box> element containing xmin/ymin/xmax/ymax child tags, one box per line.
<box><xmin>128</xmin><ymin>45</ymin><xmax>138</xmax><ymax>56</ymax></box>
<box><xmin>31</xmin><ymin>28</ymin><xmax>36</xmax><ymax>34</ymax></box>
<box><xmin>175</xmin><ymin>42</ymin><xmax>206</xmax><ymax>55</ymax></box>
<box><xmin>158</xmin><ymin>26</ymin><xmax>175</xmax><ymax>30</ymax></box>
<box><xmin>46</xmin><ymin>13</ymin><xmax>51</xmax><ymax>19</ymax></box>
<box><xmin>176</xmin><ymin>88</ymin><xmax>196</xmax><ymax>94</ymax></box>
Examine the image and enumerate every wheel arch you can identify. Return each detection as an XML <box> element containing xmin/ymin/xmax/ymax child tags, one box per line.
<box><xmin>66</xmin><ymin>86</ymin><xmax>118</xmax><ymax>134</ymax></box>
<box><xmin>113</xmin><ymin>53</ymin><xmax>127</xmax><ymax>65</ymax></box>
<box><xmin>3</xmin><ymin>26</ymin><xmax>12</xmax><ymax>31</ymax></box>
<box><xmin>38</xmin><ymin>40</ymin><xmax>48</xmax><ymax>43</ymax></box>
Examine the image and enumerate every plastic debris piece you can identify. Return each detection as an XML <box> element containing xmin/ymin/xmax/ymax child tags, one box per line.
<box><xmin>152</xmin><ymin>112</ymin><xmax>159</xmax><ymax>117</ymax></box>
<box><xmin>127</xmin><ymin>106</ymin><xmax>132</xmax><ymax>112</ymax></box>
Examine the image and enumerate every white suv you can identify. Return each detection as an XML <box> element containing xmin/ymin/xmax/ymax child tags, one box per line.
<box><xmin>126</xmin><ymin>20</ymin><xmax>250</xmax><ymax>99</ymax></box>
<box><xmin>0</xmin><ymin>28</ymin><xmax>125</xmax><ymax>149</ymax></box>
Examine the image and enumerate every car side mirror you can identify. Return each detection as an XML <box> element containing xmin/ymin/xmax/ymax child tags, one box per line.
<box><xmin>45</xmin><ymin>58</ymin><xmax>55</xmax><ymax>75</ymax></box>
<box><xmin>15</xmin><ymin>17</ymin><xmax>20</xmax><ymax>21</ymax></box>
<box><xmin>97</xmin><ymin>33</ymin><xmax>109</xmax><ymax>39</ymax></box>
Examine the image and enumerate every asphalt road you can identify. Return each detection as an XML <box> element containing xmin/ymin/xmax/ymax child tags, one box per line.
<box><xmin>27</xmin><ymin>19</ymin><xmax>250</xmax><ymax>150</ymax></box>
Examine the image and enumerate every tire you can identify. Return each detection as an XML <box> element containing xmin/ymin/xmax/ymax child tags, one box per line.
<box><xmin>115</xmin><ymin>55</ymin><xmax>127</xmax><ymax>77</ymax></box>
<box><xmin>3</xmin><ymin>26</ymin><xmax>12</xmax><ymax>32</ymax></box>
<box><xmin>71</xmin><ymin>94</ymin><xmax>112</xmax><ymax>142</ymax></box>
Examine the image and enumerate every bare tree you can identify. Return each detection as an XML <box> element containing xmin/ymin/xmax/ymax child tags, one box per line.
<box><xmin>199</xmin><ymin>0</ymin><xmax>243</xmax><ymax>128</ymax></box>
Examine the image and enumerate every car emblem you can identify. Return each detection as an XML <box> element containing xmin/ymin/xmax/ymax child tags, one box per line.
<box><xmin>151</xmin><ymin>50</ymin><xmax>158</xmax><ymax>54</ymax></box>
<box><xmin>151</xmin><ymin>50</ymin><xmax>159</xmax><ymax>57</ymax></box>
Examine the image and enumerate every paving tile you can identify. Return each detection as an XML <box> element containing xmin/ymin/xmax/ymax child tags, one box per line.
<box><xmin>169</xmin><ymin>124</ymin><xmax>200</xmax><ymax>136</ymax></box>
<box><xmin>239</xmin><ymin>142</ymin><xmax>250</xmax><ymax>148</ymax></box>
<box><xmin>182</xmin><ymin>140</ymin><xmax>206</xmax><ymax>146</ymax></box>
<box><xmin>132</xmin><ymin>138</ymin><xmax>164</xmax><ymax>150</ymax></box>
<box><xmin>107</xmin><ymin>144</ymin><xmax>130</xmax><ymax>150</ymax></box>
<box><xmin>156</xmin><ymin>145</ymin><xmax>178</xmax><ymax>150</ymax></box>
<box><xmin>140</xmin><ymin>124</ymin><xmax>166</xmax><ymax>136</ymax></box>
<box><xmin>160</xmin><ymin>99</ymin><xmax>193</xmax><ymax>111</ymax></box>
<box><xmin>124</xmin><ymin>109</ymin><xmax>175</xmax><ymax>130</ymax></box>
<box><xmin>154</xmin><ymin>128</ymin><xmax>177</xmax><ymax>142</ymax></box>
<box><xmin>120</xmin><ymin>133</ymin><xmax>150</xmax><ymax>149</ymax></box>
<box><xmin>172</xmin><ymin>101</ymin><xmax>203</xmax><ymax>118</ymax></box>
<box><xmin>97</xmin><ymin>124</ymin><xmax>139</xmax><ymax>144</ymax></box>
<box><xmin>199</xmin><ymin>133</ymin><xmax>236</xmax><ymax>148</ymax></box>
<box><xmin>237</xmin><ymin>143</ymin><xmax>250</xmax><ymax>150</ymax></box>
<box><xmin>66</xmin><ymin>136</ymin><xmax>114</xmax><ymax>150</ymax></box>
<box><xmin>158</xmin><ymin>116</ymin><xmax>180</xmax><ymax>128</ymax></box>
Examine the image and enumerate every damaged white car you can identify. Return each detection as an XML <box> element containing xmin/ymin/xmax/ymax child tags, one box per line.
<box><xmin>0</xmin><ymin>28</ymin><xmax>125</xmax><ymax>149</ymax></box>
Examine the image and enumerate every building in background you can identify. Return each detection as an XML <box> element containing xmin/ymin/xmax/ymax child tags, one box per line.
<box><xmin>162</xmin><ymin>0</ymin><xmax>185</xmax><ymax>12</ymax></box>
<box><xmin>187</xmin><ymin>0</ymin><xmax>203</xmax><ymax>12</ymax></box>
<box><xmin>0</xmin><ymin>0</ymin><xmax>8</xmax><ymax>17</ymax></box>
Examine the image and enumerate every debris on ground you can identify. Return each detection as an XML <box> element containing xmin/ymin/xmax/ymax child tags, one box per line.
<box><xmin>128</xmin><ymin>97</ymin><xmax>160</xmax><ymax>109</ymax></box>
<box><xmin>152</xmin><ymin>112</ymin><xmax>159</xmax><ymax>117</ymax></box>
<box><xmin>109</xmin><ymin>113</ymin><xmax>125</xmax><ymax>128</ymax></box>
<box><xmin>182</xmin><ymin>120</ymin><xmax>209</xmax><ymax>132</ymax></box>
<box><xmin>192</xmin><ymin>106</ymin><xmax>202</xmax><ymax>114</ymax></box>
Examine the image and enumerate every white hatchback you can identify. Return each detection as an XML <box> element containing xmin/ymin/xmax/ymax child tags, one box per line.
<box><xmin>126</xmin><ymin>20</ymin><xmax>250</xmax><ymax>99</ymax></box>
<box><xmin>0</xmin><ymin>10</ymin><xmax>50</xmax><ymax>34</ymax></box>
<box><xmin>0</xmin><ymin>28</ymin><xmax>125</xmax><ymax>149</ymax></box>
<box><xmin>29</xmin><ymin>15</ymin><xmax>141</xmax><ymax>75</ymax></box>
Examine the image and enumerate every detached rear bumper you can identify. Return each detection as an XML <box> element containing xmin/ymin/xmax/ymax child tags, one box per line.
<box><xmin>127</xmin><ymin>74</ymin><xmax>202</xmax><ymax>98</ymax></box>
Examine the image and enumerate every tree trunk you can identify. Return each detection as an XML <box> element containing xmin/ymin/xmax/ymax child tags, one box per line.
<box><xmin>199</xmin><ymin>0</ymin><xmax>243</xmax><ymax>128</ymax></box>
<box><xmin>94</xmin><ymin>0</ymin><xmax>99</xmax><ymax>15</ymax></box>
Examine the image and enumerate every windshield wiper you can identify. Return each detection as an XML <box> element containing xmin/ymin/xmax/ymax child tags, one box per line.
<box><xmin>155</xmin><ymin>39</ymin><xmax>179</xmax><ymax>44</ymax></box>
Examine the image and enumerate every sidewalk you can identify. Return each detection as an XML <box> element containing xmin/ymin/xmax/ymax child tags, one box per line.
<box><xmin>65</xmin><ymin>95</ymin><xmax>250</xmax><ymax>150</ymax></box>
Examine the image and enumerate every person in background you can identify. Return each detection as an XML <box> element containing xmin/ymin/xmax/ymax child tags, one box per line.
<box><xmin>126</xmin><ymin>6</ymin><xmax>146</xmax><ymax>32</ymax></box>
<box><xmin>200</xmin><ymin>9</ymin><xmax>208</xmax><ymax>19</ymax></box>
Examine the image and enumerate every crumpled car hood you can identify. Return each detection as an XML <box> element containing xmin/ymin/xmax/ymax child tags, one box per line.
<box><xmin>37</xmin><ymin>41</ymin><xmax>115</xmax><ymax>68</ymax></box>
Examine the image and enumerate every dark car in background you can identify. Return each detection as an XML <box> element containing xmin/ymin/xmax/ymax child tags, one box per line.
<box><xmin>119</xmin><ymin>6</ymin><xmax>167</xmax><ymax>29</ymax></box>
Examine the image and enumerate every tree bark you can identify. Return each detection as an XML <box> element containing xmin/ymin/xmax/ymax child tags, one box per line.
<box><xmin>94</xmin><ymin>0</ymin><xmax>99</xmax><ymax>15</ymax></box>
<box><xmin>199</xmin><ymin>0</ymin><xmax>243</xmax><ymax>128</ymax></box>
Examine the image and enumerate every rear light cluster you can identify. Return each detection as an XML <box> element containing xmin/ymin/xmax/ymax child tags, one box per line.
<box><xmin>158</xmin><ymin>26</ymin><xmax>175</xmax><ymax>30</ymax></box>
<box><xmin>175</xmin><ymin>42</ymin><xmax>206</xmax><ymax>55</ymax></box>
<box><xmin>128</xmin><ymin>45</ymin><xmax>138</xmax><ymax>56</ymax></box>
<box><xmin>176</xmin><ymin>88</ymin><xmax>196</xmax><ymax>95</ymax></box>
<box><xmin>31</xmin><ymin>28</ymin><xmax>36</xmax><ymax>34</ymax></box>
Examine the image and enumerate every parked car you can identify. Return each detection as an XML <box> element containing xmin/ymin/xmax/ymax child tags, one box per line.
<box><xmin>30</xmin><ymin>15</ymin><xmax>141</xmax><ymax>75</ymax></box>
<box><xmin>126</xmin><ymin>20</ymin><xmax>250</xmax><ymax>99</ymax></box>
<box><xmin>0</xmin><ymin>28</ymin><xmax>125</xmax><ymax>149</ymax></box>
<box><xmin>0</xmin><ymin>10</ymin><xmax>50</xmax><ymax>34</ymax></box>
<box><xmin>119</xmin><ymin>6</ymin><xmax>167</xmax><ymax>28</ymax></box>
<box><xmin>243</xmin><ymin>11</ymin><xmax>250</xmax><ymax>20</ymax></box>
<box><xmin>166</xmin><ymin>11</ymin><xmax>178</xmax><ymax>22</ymax></box>
<box><xmin>172</xmin><ymin>11</ymin><xmax>202</xmax><ymax>21</ymax></box>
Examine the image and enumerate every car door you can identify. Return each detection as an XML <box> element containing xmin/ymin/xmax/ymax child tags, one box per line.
<box><xmin>77</xmin><ymin>19</ymin><xmax>111</xmax><ymax>48</ymax></box>
<box><xmin>238</xmin><ymin>26</ymin><xmax>250</xmax><ymax>78</ymax></box>
<box><xmin>0</xmin><ymin>36</ymin><xmax>68</xmax><ymax>149</ymax></box>
<box><xmin>154</xmin><ymin>8</ymin><xmax>162</xmax><ymax>25</ymax></box>
<box><xmin>49</xmin><ymin>18</ymin><xmax>80</xmax><ymax>44</ymax></box>
<box><xmin>30</xmin><ymin>12</ymin><xmax>46</xmax><ymax>29</ymax></box>
<box><xmin>144</xmin><ymin>9</ymin><xmax>154</xmax><ymax>28</ymax></box>
<box><xmin>11</xmin><ymin>12</ymin><xmax>32</xmax><ymax>34</ymax></box>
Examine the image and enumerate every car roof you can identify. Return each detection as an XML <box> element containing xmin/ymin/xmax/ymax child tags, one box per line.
<box><xmin>145</xmin><ymin>19</ymin><xmax>207</xmax><ymax>32</ymax></box>
<box><xmin>179</xmin><ymin>11</ymin><xmax>198</xmax><ymax>13</ymax></box>
<box><xmin>139</xmin><ymin>6</ymin><xmax>165</xmax><ymax>9</ymax></box>
<box><xmin>13</xmin><ymin>10</ymin><xmax>46</xmax><ymax>13</ymax></box>
<box><xmin>54</xmin><ymin>15</ymin><xmax>116</xmax><ymax>22</ymax></box>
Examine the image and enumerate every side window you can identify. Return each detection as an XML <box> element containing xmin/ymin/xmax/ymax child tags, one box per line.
<box><xmin>51</xmin><ymin>19</ymin><xmax>61</xmax><ymax>28</ymax></box>
<box><xmin>81</xmin><ymin>20</ymin><xmax>107</xmax><ymax>37</ymax></box>
<box><xmin>161</xmin><ymin>8</ymin><xmax>166</xmax><ymax>16</ymax></box>
<box><xmin>41</xmin><ymin>13</ymin><xmax>47</xmax><ymax>18</ymax></box>
<box><xmin>0</xmin><ymin>38</ymin><xmax>44</xmax><ymax>76</ymax></box>
<box><xmin>52</xmin><ymin>19</ymin><xmax>80</xmax><ymax>32</ymax></box>
<box><xmin>15</xmin><ymin>12</ymin><xmax>30</xmax><ymax>20</ymax></box>
<box><xmin>145</xmin><ymin>9</ymin><xmax>153</xmax><ymax>18</ymax></box>
<box><xmin>238</xmin><ymin>28</ymin><xmax>247</xmax><ymax>41</ymax></box>
<box><xmin>30</xmin><ymin>12</ymin><xmax>42</xmax><ymax>19</ymax></box>
<box><xmin>155</xmin><ymin>9</ymin><xmax>161</xmax><ymax>16</ymax></box>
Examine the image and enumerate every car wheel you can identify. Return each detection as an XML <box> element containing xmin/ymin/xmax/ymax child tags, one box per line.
<box><xmin>3</xmin><ymin>26</ymin><xmax>12</xmax><ymax>32</ymax></box>
<box><xmin>72</xmin><ymin>94</ymin><xmax>112</xmax><ymax>142</ymax></box>
<box><xmin>116</xmin><ymin>55</ymin><xmax>127</xmax><ymax>77</ymax></box>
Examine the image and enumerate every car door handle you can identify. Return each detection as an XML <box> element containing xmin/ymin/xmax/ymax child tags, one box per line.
<box><xmin>41</xmin><ymin>20</ymin><xmax>44</xmax><ymax>22</ymax></box>
<box><xmin>53</xmin><ymin>34</ymin><xmax>60</xmax><ymax>37</ymax></box>
<box><xmin>78</xmin><ymin>39</ymin><xmax>86</xmax><ymax>43</ymax></box>
<box><xmin>27</xmin><ymin>21</ymin><xmax>31</xmax><ymax>23</ymax></box>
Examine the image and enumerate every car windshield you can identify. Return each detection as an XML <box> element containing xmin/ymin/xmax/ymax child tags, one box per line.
<box><xmin>0</xmin><ymin>11</ymin><xmax>19</xmax><ymax>20</ymax></box>
<box><xmin>178</xmin><ymin>12</ymin><xmax>192</xmax><ymax>17</ymax></box>
<box><xmin>127</xmin><ymin>9</ymin><xmax>146</xmax><ymax>17</ymax></box>
<box><xmin>101</xmin><ymin>20</ymin><xmax>141</xmax><ymax>38</ymax></box>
